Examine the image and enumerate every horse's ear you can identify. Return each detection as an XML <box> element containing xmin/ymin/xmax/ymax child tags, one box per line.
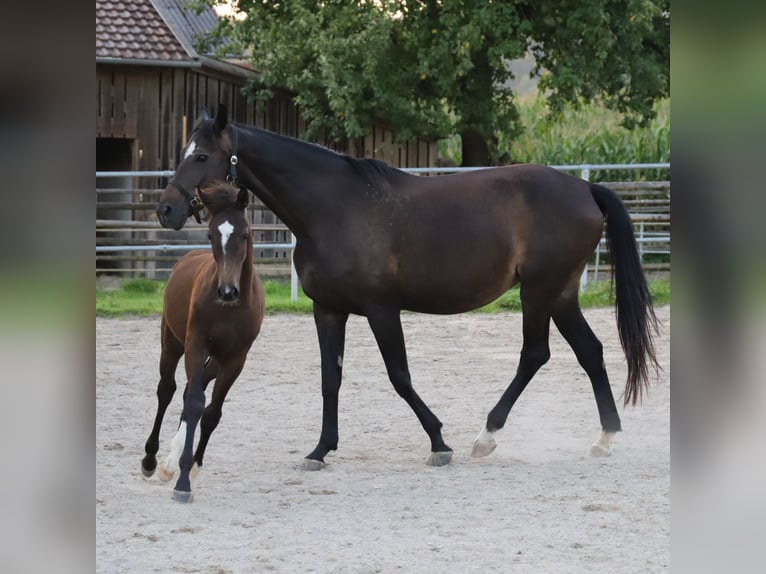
<box><xmin>199</xmin><ymin>107</ymin><xmax>210</xmax><ymax>121</ymax></box>
<box><xmin>215</xmin><ymin>104</ymin><xmax>228</xmax><ymax>132</ymax></box>
<box><xmin>237</xmin><ymin>186</ymin><xmax>249</xmax><ymax>208</ymax></box>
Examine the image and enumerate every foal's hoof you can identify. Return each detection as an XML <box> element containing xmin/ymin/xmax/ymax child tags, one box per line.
<box><xmin>172</xmin><ymin>489</ymin><xmax>194</xmax><ymax>503</ymax></box>
<box><xmin>589</xmin><ymin>444</ymin><xmax>612</xmax><ymax>458</ymax></box>
<box><xmin>301</xmin><ymin>458</ymin><xmax>326</xmax><ymax>471</ymax></box>
<box><xmin>426</xmin><ymin>451</ymin><xmax>453</xmax><ymax>467</ymax></box>
<box><xmin>157</xmin><ymin>464</ymin><xmax>174</xmax><ymax>482</ymax></box>
<box><xmin>470</xmin><ymin>438</ymin><xmax>497</xmax><ymax>458</ymax></box>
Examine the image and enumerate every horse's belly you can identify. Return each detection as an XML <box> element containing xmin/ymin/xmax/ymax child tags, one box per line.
<box><xmin>401</xmin><ymin>262</ymin><xmax>517</xmax><ymax>314</ymax></box>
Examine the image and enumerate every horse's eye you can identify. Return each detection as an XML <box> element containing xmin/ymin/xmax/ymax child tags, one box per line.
<box><xmin>196</xmin><ymin>154</ymin><xmax>208</xmax><ymax>162</ymax></box>
<box><xmin>207</xmin><ymin>233</ymin><xmax>212</xmax><ymax>242</ymax></box>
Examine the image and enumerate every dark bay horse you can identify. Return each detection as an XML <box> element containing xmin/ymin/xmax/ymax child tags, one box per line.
<box><xmin>157</xmin><ymin>105</ymin><xmax>658</xmax><ymax>469</ymax></box>
<box><xmin>143</xmin><ymin>182</ymin><xmax>265</xmax><ymax>501</ymax></box>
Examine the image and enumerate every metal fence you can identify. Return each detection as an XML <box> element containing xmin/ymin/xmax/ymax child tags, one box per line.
<box><xmin>97</xmin><ymin>163</ymin><xmax>669</xmax><ymax>301</ymax></box>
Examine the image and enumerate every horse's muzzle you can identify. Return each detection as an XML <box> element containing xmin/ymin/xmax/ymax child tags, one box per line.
<box><xmin>156</xmin><ymin>202</ymin><xmax>187</xmax><ymax>230</ymax></box>
<box><xmin>217</xmin><ymin>285</ymin><xmax>239</xmax><ymax>303</ymax></box>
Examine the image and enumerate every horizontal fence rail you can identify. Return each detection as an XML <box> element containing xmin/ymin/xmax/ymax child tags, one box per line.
<box><xmin>97</xmin><ymin>163</ymin><xmax>670</xmax><ymax>301</ymax></box>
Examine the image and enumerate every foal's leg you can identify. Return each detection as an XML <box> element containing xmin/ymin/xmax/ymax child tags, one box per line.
<box><xmin>191</xmin><ymin>354</ymin><xmax>247</xmax><ymax>477</ymax></box>
<box><xmin>142</xmin><ymin>319</ymin><xmax>183</xmax><ymax>477</ymax></box>
<box><xmin>171</xmin><ymin>342</ymin><xmax>208</xmax><ymax>502</ymax></box>
<box><xmin>303</xmin><ymin>302</ymin><xmax>349</xmax><ymax>470</ymax></box>
<box><xmin>367</xmin><ymin>307</ymin><xmax>453</xmax><ymax>466</ymax></box>
<box><xmin>157</xmin><ymin>356</ymin><xmax>217</xmax><ymax>482</ymax></box>
<box><xmin>552</xmin><ymin>297</ymin><xmax>622</xmax><ymax>456</ymax></box>
<box><xmin>472</xmin><ymin>295</ymin><xmax>552</xmax><ymax>457</ymax></box>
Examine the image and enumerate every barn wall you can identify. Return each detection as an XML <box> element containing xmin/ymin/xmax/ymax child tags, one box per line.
<box><xmin>96</xmin><ymin>63</ymin><xmax>437</xmax><ymax>171</ymax></box>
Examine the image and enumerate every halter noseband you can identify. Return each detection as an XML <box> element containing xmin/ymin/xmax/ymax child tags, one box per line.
<box><xmin>167</xmin><ymin>178</ymin><xmax>204</xmax><ymax>224</ymax></box>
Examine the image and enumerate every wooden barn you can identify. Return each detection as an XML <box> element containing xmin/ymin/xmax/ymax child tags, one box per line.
<box><xmin>96</xmin><ymin>0</ymin><xmax>438</xmax><ymax>277</ymax></box>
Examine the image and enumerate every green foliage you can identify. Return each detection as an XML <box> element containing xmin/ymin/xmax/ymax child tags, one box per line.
<box><xmin>195</xmin><ymin>0</ymin><xmax>669</xmax><ymax>163</ymax></box>
<box><xmin>122</xmin><ymin>278</ymin><xmax>163</xmax><ymax>294</ymax></box>
<box><xmin>496</xmin><ymin>96</ymin><xmax>669</xmax><ymax>181</ymax></box>
<box><xmin>96</xmin><ymin>279</ymin><xmax>314</xmax><ymax>317</ymax></box>
<box><xmin>476</xmin><ymin>279</ymin><xmax>669</xmax><ymax>313</ymax></box>
<box><xmin>96</xmin><ymin>278</ymin><xmax>669</xmax><ymax>317</ymax></box>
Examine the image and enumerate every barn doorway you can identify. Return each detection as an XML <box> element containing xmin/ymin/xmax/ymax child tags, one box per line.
<box><xmin>97</xmin><ymin>138</ymin><xmax>134</xmax><ymax>274</ymax></box>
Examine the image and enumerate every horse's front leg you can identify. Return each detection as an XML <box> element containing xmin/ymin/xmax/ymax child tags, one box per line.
<box><xmin>157</xmin><ymin>357</ymin><xmax>216</xmax><ymax>482</ymax></box>
<box><xmin>366</xmin><ymin>306</ymin><xmax>453</xmax><ymax>466</ymax></box>
<box><xmin>303</xmin><ymin>302</ymin><xmax>348</xmax><ymax>470</ymax></box>
<box><xmin>171</xmin><ymin>347</ymin><xmax>208</xmax><ymax>502</ymax></box>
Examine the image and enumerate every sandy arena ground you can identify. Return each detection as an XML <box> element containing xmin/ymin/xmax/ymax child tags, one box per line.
<box><xmin>97</xmin><ymin>305</ymin><xmax>669</xmax><ymax>573</ymax></box>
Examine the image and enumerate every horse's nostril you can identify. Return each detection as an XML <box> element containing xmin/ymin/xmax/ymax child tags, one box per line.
<box><xmin>218</xmin><ymin>286</ymin><xmax>239</xmax><ymax>301</ymax></box>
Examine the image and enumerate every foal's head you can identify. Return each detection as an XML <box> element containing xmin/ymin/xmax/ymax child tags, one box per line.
<box><xmin>198</xmin><ymin>183</ymin><xmax>251</xmax><ymax>305</ymax></box>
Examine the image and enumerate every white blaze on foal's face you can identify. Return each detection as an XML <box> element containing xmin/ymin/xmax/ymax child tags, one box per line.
<box><xmin>217</xmin><ymin>220</ymin><xmax>234</xmax><ymax>255</ymax></box>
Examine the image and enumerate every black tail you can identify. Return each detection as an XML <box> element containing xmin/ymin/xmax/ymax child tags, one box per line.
<box><xmin>590</xmin><ymin>183</ymin><xmax>660</xmax><ymax>406</ymax></box>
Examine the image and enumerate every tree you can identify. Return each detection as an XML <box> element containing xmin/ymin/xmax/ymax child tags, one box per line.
<box><xmin>197</xmin><ymin>0</ymin><xmax>669</xmax><ymax>166</ymax></box>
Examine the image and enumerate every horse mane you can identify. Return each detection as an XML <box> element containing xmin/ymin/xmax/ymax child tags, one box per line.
<box><xmin>198</xmin><ymin>182</ymin><xmax>241</xmax><ymax>215</ymax></box>
<box><xmin>345</xmin><ymin>156</ymin><xmax>404</xmax><ymax>189</ymax></box>
<box><xmin>230</xmin><ymin>121</ymin><xmax>406</xmax><ymax>190</ymax></box>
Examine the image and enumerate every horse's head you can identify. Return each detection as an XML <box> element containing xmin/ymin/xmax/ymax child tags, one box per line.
<box><xmin>157</xmin><ymin>105</ymin><xmax>234</xmax><ymax>230</ymax></box>
<box><xmin>198</xmin><ymin>182</ymin><xmax>251</xmax><ymax>305</ymax></box>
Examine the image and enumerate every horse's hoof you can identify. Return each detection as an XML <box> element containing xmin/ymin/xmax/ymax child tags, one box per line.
<box><xmin>157</xmin><ymin>464</ymin><xmax>174</xmax><ymax>482</ymax></box>
<box><xmin>426</xmin><ymin>451</ymin><xmax>453</xmax><ymax>467</ymax></box>
<box><xmin>589</xmin><ymin>444</ymin><xmax>612</xmax><ymax>458</ymax></box>
<box><xmin>301</xmin><ymin>458</ymin><xmax>326</xmax><ymax>471</ymax></box>
<box><xmin>470</xmin><ymin>438</ymin><xmax>497</xmax><ymax>458</ymax></box>
<box><xmin>471</xmin><ymin>439</ymin><xmax>497</xmax><ymax>458</ymax></box>
<box><xmin>140</xmin><ymin>462</ymin><xmax>155</xmax><ymax>478</ymax></box>
<box><xmin>172</xmin><ymin>489</ymin><xmax>194</xmax><ymax>503</ymax></box>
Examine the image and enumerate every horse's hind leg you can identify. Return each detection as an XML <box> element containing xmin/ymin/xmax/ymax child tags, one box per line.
<box><xmin>366</xmin><ymin>307</ymin><xmax>452</xmax><ymax>466</ymax></box>
<box><xmin>142</xmin><ymin>319</ymin><xmax>183</xmax><ymax>477</ymax></box>
<box><xmin>191</xmin><ymin>355</ymin><xmax>246</xmax><ymax>478</ymax></box>
<box><xmin>472</xmin><ymin>293</ymin><xmax>552</xmax><ymax>458</ymax></box>
<box><xmin>552</xmin><ymin>296</ymin><xmax>622</xmax><ymax>457</ymax></box>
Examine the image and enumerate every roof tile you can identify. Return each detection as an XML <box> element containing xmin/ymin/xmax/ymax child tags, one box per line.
<box><xmin>96</xmin><ymin>0</ymin><xmax>190</xmax><ymax>61</ymax></box>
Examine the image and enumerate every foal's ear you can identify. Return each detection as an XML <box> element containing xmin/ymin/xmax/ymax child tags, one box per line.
<box><xmin>236</xmin><ymin>186</ymin><xmax>250</xmax><ymax>208</ymax></box>
<box><xmin>215</xmin><ymin>104</ymin><xmax>229</xmax><ymax>132</ymax></box>
<box><xmin>199</xmin><ymin>107</ymin><xmax>210</xmax><ymax>121</ymax></box>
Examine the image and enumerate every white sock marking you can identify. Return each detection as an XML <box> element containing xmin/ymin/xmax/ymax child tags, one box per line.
<box><xmin>475</xmin><ymin>428</ymin><xmax>495</xmax><ymax>445</ymax></box>
<box><xmin>593</xmin><ymin>431</ymin><xmax>616</xmax><ymax>450</ymax></box>
<box><xmin>164</xmin><ymin>421</ymin><xmax>187</xmax><ymax>474</ymax></box>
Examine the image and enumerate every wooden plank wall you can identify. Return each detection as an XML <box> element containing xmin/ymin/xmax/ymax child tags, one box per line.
<box><xmin>97</xmin><ymin>64</ymin><xmax>437</xmax><ymax>171</ymax></box>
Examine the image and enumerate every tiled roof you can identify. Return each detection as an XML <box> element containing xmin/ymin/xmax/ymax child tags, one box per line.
<box><xmin>96</xmin><ymin>0</ymin><xmax>210</xmax><ymax>62</ymax></box>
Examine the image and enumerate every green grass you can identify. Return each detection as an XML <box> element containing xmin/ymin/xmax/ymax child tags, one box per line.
<box><xmin>97</xmin><ymin>277</ymin><xmax>669</xmax><ymax>318</ymax></box>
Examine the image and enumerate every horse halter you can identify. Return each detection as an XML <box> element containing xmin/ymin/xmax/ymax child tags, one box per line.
<box><xmin>227</xmin><ymin>124</ymin><xmax>242</xmax><ymax>188</ymax></box>
<box><xmin>167</xmin><ymin>178</ymin><xmax>204</xmax><ymax>224</ymax></box>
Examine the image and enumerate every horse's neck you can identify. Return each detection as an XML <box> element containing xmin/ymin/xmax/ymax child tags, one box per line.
<box><xmin>236</xmin><ymin>127</ymin><xmax>350</xmax><ymax>236</ymax></box>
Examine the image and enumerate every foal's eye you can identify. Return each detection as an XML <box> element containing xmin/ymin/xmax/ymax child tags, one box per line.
<box><xmin>196</xmin><ymin>154</ymin><xmax>208</xmax><ymax>162</ymax></box>
<box><xmin>207</xmin><ymin>233</ymin><xmax>212</xmax><ymax>242</ymax></box>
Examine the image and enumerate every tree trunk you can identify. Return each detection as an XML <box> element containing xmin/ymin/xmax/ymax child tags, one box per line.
<box><xmin>460</xmin><ymin>129</ymin><xmax>491</xmax><ymax>166</ymax></box>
